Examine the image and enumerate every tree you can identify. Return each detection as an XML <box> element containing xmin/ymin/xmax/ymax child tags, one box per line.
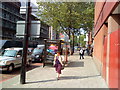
<box><xmin>37</xmin><ymin>2</ymin><xmax>94</xmax><ymax>53</ymax></box>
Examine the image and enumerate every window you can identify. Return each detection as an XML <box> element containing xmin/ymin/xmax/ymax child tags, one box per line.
<box><xmin>9</xmin><ymin>15</ymin><xmax>11</xmax><ymax>20</ymax></box>
<box><xmin>3</xmin><ymin>50</ymin><xmax>17</xmax><ymax>57</ymax></box>
<box><xmin>2</xmin><ymin>12</ymin><xmax>4</xmax><ymax>17</ymax></box>
<box><xmin>0</xmin><ymin>11</ymin><xmax>2</xmax><ymax>17</ymax></box>
<box><xmin>0</xmin><ymin>2</ymin><xmax>2</xmax><ymax>8</ymax></box>
<box><xmin>4</xmin><ymin>13</ymin><xmax>6</xmax><ymax>18</ymax></box>
<box><xmin>14</xmin><ymin>18</ymin><xmax>16</xmax><ymax>22</ymax></box>
<box><xmin>17</xmin><ymin>50</ymin><xmax>23</xmax><ymax>56</ymax></box>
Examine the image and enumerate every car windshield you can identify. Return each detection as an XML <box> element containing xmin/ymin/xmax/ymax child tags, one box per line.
<box><xmin>3</xmin><ymin>50</ymin><xmax>17</xmax><ymax>57</ymax></box>
<box><xmin>33</xmin><ymin>48</ymin><xmax>43</xmax><ymax>54</ymax></box>
<box><xmin>0</xmin><ymin>49</ymin><xmax>4</xmax><ymax>56</ymax></box>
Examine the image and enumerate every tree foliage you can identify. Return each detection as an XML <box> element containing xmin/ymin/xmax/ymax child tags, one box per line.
<box><xmin>71</xmin><ymin>35</ymin><xmax>86</xmax><ymax>47</ymax></box>
<box><xmin>37</xmin><ymin>2</ymin><xmax>94</xmax><ymax>35</ymax></box>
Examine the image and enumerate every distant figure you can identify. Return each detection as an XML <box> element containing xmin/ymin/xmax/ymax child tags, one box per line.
<box><xmin>53</xmin><ymin>51</ymin><xmax>64</xmax><ymax>80</ymax></box>
<box><xmin>86</xmin><ymin>48</ymin><xmax>89</xmax><ymax>55</ymax></box>
<box><xmin>90</xmin><ymin>48</ymin><xmax>93</xmax><ymax>57</ymax></box>
<box><xmin>79</xmin><ymin>48</ymin><xmax>84</xmax><ymax>59</ymax></box>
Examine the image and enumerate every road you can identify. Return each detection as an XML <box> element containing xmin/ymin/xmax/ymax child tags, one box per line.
<box><xmin>0</xmin><ymin>63</ymin><xmax>43</xmax><ymax>83</ymax></box>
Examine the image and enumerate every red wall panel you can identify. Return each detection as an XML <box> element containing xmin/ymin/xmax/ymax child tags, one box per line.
<box><xmin>118</xmin><ymin>29</ymin><xmax>120</xmax><ymax>89</ymax></box>
<box><xmin>109</xmin><ymin>30</ymin><xmax>119</xmax><ymax>88</ymax></box>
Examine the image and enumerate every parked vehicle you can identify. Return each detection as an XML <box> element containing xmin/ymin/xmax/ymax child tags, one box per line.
<box><xmin>31</xmin><ymin>48</ymin><xmax>44</xmax><ymax>62</ymax></box>
<box><xmin>0</xmin><ymin>49</ymin><xmax>4</xmax><ymax>56</ymax></box>
<box><xmin>0</xmin><ymin>48</ymin><xmax>32</xmax><ymax>72</ymax></box>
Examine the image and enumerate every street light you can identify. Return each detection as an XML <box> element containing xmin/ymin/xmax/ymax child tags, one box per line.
<box><xmin>20</xmin><ymin>0</ymin><xmax>31</xmax><ymax>84</ymax></box>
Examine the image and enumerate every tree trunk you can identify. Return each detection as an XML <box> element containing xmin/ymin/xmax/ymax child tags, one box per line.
<box><xmin>71</xmin><ymin>32</ymin><xmax>74</xmax><ymax>55</ymax></box>
<box><xmin>79</xmin><ymin>35</ymin><xmax>80</xmax><ymax>46</ymax></box>
<box><xmin>56</xmin><ymin>31</ymin><xmax>59</xmax><ymax>39</ymax></box>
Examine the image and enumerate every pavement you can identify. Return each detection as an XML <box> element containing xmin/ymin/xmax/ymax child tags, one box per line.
<box><xmin>0</xmin><ymin>51</ymin><xmax>108</xmax><ymax>88</ymax></box>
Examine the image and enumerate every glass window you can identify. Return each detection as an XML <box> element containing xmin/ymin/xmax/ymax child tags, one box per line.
<box><xmin>4</xmin><ymin>13</ymin><xmax>6</xmax><ymax>18</ymax></box>
<box><xmin>0</xmin><ymin>49</ymin><xmax>5</xmax><ymax>56</ymax></box>
<box><xmin>33</xmin><ymin>48</ymin><xmax>43</xmax><ymax>54</ymax></box>
<box><xmin>2</xmin><ymin>12</ymin><xmax>4</xmax><ymax>17</ymax></box>
<box><xmin>9</xmin><ymin>15</ymin><xmax>11</xmax><ymax>20</ymax></box>
<box><xmin>3</xmin><ymin>50</ymin><xmax>17</xmax><ymax>57</ymax></box>
<box><xmin>0</xmin><ymin>2</ymin><xmax>2</xmax><ymax>8</ymax></box>
<box><xmin>0</xmin><ymin>12</ymin><xmax>2</xmax><ymax>17</ymax></box>
<box><xmin>17</xmin><ymin>50</ymin><xmax>23</xmax><ymax>56</ymax></box>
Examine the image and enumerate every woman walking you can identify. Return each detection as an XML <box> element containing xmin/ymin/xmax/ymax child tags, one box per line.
<box><xmin>53</xmin><ymin>51</ymin><xmax>64</xmax><ymax>80</ymax></box>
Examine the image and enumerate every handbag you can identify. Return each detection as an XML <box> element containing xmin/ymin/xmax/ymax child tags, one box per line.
<box><xmin>53</xmin><ymin>64</ymin><xmax>57</xmax><ymax>67</ymax></box>
<box><xmin>61</xmin><ymin>66</ymin><xmax>64</xmax><ymax>70</ymax></box>
<box><xmin>61</xmin><ymin>64</ymin><xmax>64</xmax><ymax>70</ymax></box>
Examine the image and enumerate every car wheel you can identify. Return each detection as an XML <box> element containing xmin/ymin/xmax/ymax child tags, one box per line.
<box><xmin>7</xmin><ymin>64</ymin><xmax>14</xmax><ymax>73</ymax></box>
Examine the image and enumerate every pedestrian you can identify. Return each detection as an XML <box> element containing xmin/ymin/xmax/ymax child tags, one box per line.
<box><xmin>79</xmin><ymin>48</ymin><xmax>84</xmax><ymax>59</ymax></box>
<box><xmin>86</xmin><ymin>48</ymin><xmax>89</xmax><ymax>55</ymax></box>
<box><xmin>53</xmin><ymin>51</ymin><xmax>64</xmax><ymax>80</ymax></box>
<box><xmin>90</xmin><ymin>47</ymin><xmax>93</xmax><ymax>57</ymax></box>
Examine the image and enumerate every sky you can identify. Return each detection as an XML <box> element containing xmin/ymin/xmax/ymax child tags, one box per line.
<box><xmin>19</xmin><ymin>0</ymin><xmax>38</xmax><ymax>7</ymax></box>
<box><xmin>31</xmin><ymin>0</ymin><xmax>38</xmax><ymax>6</ymax></box>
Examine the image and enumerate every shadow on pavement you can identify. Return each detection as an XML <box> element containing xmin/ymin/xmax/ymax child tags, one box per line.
<box><xmin>60</xmin><ymin>75</ymin><xmax>101</xmax><ymax>80</ymax></box>
<box><xmin>67</xmin><ymin>61</ymin><xmax>84</xmax><ymax>67</ymax></box>
<box><xmin>26</xmin><ymin>75</ymin><xmax>100</xmax><ymax>84</ymax></box>
<box><xmin>26</xmin><ymin>79</ymin><xmax>56</xmax><ymax>84</ymax></box>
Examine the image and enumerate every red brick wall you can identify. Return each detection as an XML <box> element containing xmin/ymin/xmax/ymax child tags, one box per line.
<box><xmin>94</xmin><ymin>1</ymin><xmax>105</xmax><ymax>25</ymax></box>
<box><xmin>94</xmin><ymin>1</ymin><xmax>120</xmax><ymax>88</ymax></box>
<box><xmin>94</xmin><ymin>2</ymin><xmax>118</xmax><ymax>36</ymax></box>
<box><xmin>93</xmin><ymin>25</ymin><xmax>107</xmax><ymax>62</ymax></box>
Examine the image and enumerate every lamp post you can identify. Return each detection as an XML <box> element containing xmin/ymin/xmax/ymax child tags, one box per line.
<box><xmin>20</xmin><ymin>0</ymin><xmax>31</xmax><ymax>84</ymax></box>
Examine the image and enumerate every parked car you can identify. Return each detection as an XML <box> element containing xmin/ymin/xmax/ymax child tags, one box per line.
<box><xmin>31</xmin><ymin>48</ymin><xmax>44</xmax><ymax>62</ymax></box>
<box><xmin>0</xmin><ymin>49</ymin><xmax>4</xmax><ymax>56</ymax></box>
<box><xmin>0</xmin><ymin>48</ymin><xmax>32</xmax><ymax>72</ymax></box>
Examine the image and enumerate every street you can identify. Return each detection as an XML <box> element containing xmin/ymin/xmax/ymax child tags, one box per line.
<box><xmin>0</xmin><ymin>63</ymin><xmax>43</xmax><ymax>83</ymax></box>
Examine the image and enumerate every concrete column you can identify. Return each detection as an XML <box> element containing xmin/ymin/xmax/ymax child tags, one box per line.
<box><xmin>108</xmin><ymin>15</ymin><xmax>120</xmax><ymax>34</ymax></box>
<box><xmin>106</xmin><ymin>34</ymin><xmax>110</xmax><ymax>85</ymax></box>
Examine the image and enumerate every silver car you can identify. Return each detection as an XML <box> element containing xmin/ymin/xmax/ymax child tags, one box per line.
<box><xmin>0</xmin><ymin>48</ymin><xmax>32</xmax><ymax>72</ymax></box>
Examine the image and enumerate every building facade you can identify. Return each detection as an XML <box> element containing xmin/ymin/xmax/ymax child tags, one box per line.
<box><xmin>0</xmin><ymin>2</ymin><xmax>24</xmax><ymax>39</ymax></box>
<box><xmin>94</xmin><ymin>1</ymin><xmax>120</xmax><ymax>88</ymax></box>
<box><xmin>19</xmin><ymin>2</ymin><xmax>50</xmax><ymax>45</ymax></box>
<box><xmin>39</xmin><ymin>21</ymin><xmax>50</xmax><ymax>44</ymax></box>
<box><xmin>0</xmin><ymin>1</ymin><xmax>50</xmax><ymax>48</ymax></box>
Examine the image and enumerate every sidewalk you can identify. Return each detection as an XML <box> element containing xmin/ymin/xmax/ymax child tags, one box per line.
<box><xmin>1</xmin><ymin>52</ymin><xmax>108</xmax><ymax>88</ymax></box>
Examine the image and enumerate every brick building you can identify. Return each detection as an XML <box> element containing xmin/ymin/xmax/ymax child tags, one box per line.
<box><xmin>94</xmin><ymin>0</ymin><xmax>120</xmax><ymax>88</ymax></box>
